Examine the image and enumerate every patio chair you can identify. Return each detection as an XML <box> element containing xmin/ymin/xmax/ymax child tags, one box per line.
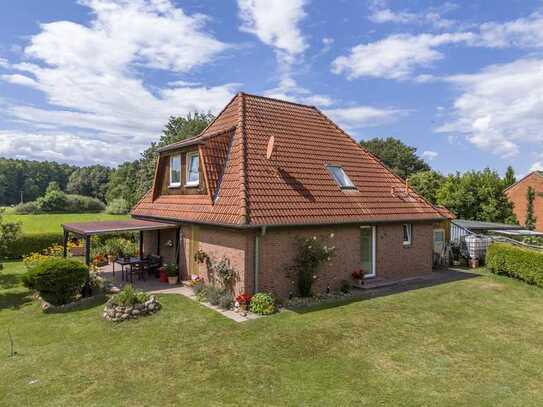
<box><xmin>144</xmin><ymin>255</ymin><xmax>162</xmax><ymax>278</ymax></box>
<box><xmin>128</xmin><ymin>262</ymin><xmax>146</xmax><ymax>283</ymax></box>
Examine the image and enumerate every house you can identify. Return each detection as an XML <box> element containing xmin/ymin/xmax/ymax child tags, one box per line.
<box><xmin>131</xmin><ymin>93</ymin><xmax>450</xmax><ymax>299</ymax></box>
<box><xmin>505</xmin><ymin>171</ymin><xmax>543</xmax><ymax>232</ymax></box>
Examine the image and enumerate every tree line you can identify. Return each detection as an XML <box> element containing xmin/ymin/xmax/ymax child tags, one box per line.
<box><xmin>0</xmin><ymin>113</ymin><xmax>214</xmax><ymax>208</ymax></box>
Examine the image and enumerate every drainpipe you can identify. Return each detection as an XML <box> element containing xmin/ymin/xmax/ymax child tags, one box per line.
<box><xmin>254</xmin><ymin>226</ymin><xmax>266</xmax><ymax>293</ymax></box>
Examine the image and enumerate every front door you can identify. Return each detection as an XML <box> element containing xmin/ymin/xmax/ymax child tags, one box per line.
<box><xmin>361</xmin><ymin>226</ymin><xmax>376</xmax><ymax>278</ymax></box>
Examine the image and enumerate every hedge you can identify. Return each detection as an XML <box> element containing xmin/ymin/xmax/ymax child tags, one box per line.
<box><xmin>0</xmin><ymin>233</ymin><xmax>64</xmax><ymax>259</ymax></box>
<box><xmin>486</xmin><ymin>243</ymin><xmax>543</xmax><ymax>287</ymax></box>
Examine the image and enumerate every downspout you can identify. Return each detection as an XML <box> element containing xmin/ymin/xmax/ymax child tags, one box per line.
<box><xmin>254</xmin><ymin>226</ymin><xmax>266</xmax><ymax>294</ymax></box>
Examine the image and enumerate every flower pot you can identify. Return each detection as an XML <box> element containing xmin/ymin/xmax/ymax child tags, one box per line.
<box><xmin>468</xmin><ymin>258</ymin><xmax>480</xmax><ymax>269</ymax></box>
<box><xmin>107</xmin><ymin>255</ymin><xmax>116</xmax><ymax>264</ymax></box>
<box><xmin>159</xmin><ymin>268</ymin><xmax>168</xmax><ymax>283</ymax></box>
<box><xmin>168</xmin><ymin>276</ymin><xmax>178</xmax><ymax>285</ymax></box>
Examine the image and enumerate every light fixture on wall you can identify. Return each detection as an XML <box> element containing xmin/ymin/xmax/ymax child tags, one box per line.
<box><xmin>165</xmin><ymin>239</ymin><xmax>174</xmax><ymax>247</ymax></box>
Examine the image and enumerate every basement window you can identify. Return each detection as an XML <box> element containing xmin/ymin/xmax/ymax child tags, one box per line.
<box><xmin>327</xmin><ymin>165</ymin><xmax>355</xmax><ymax>189</ymax></box>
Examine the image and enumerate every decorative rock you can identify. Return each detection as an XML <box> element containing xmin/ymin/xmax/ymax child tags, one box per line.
<box><xmin>102</xmin><ymin>295</ymin><xmax>161</xmax><ymax>322</ymax></box>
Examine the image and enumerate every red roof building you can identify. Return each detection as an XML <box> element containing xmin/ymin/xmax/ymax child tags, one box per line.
<box><xmin>133</xmin><ymin>93</ymin><xmax>450</xmax><ymax>298</ymax></box>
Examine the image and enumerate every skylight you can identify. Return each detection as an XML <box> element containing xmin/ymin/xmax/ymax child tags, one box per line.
<box><xmin>327</xmin><ymin>165</ymin><xmax>355</xmax><ymax>189</ymax></box>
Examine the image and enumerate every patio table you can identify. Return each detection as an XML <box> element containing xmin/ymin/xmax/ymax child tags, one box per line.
<box><xmin>114</xmin><ymin>257</ymin><xmax>149</xmax><ymax>282</ymax></box>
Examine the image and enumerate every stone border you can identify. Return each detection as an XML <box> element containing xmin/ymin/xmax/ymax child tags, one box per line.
<box><xmin>40</xmin><ymin>292</ymin><xmax>106</xmax><ymax>313</ymax></box>
<box><xmin>102</xmin><ymin>295</ymin><xmax>161</xmax><ymax>322</ymax></box>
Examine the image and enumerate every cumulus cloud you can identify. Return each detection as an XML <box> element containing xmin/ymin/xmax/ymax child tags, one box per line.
<box><xmin>437</xmin><ymin>58</ymin><xmax>543</xmax><ymax>157</ymax></box>
<box><xmin>478</xmin><ymin>13</ymin><xmax>543</xmax><ymax>48</ymax></box>
<box><xmin>530</xmin><ymin>162</ymin><xmax>543</xmax><ymax>172</ymax></box>
<box><xmin>323</xmin><ymin>106</ymin><xmax>407</xmax><ymax>131</ymax></box>
<box><xmin>368</xmin><ymin>2</ymin><xmax>458</xmax><ymax>29</ymax></box>
<box><xmin>0</xmin><ymin>0</ymin><xmax>235</xmax><ymax>165</ymax></box>
<box><xmin>332</xmin><ymin>32</ymin><xmax>473</xmax><ymax>80</ymax></box>
<box><xmin>421</xmin><ymin>150</ymin><xmax>438</xmax><ymax>161</ymax></box>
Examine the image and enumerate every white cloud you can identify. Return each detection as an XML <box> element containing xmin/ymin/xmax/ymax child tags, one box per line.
<box><xmin>530</xmin><ymin>162</ymin><xmax>543</xmax><ymax>172</ymax></box>
<box><xmin>437</xmin><ymin>58</ymin><xmax>543</xmax><ymax>157</ymax></box>
<box><xmin>238</xmin><ymin>0</ymin><xmax>307</xmax><ymax>56</ymax></box>
<box><xmin>323</xmin><ymin>106</ymin><xmax>407</xmax><ymax>130</ymax></box>
<box><xmin>0</xmin><ymin>58</ymin><xmax>9</xmax><ymax>69</ymax></box>
<box><xmin>422</xmin><ymin>150</ymin><xmax>438</xmax><ymax>160</ymax></box>
<box><xmin>478</xmin><ymin>13</ymin><xmax>543</xmax><ymax>48</ymax></box>
<box><xmin>332</xmin><ymin>32</ymin><xmax>473</xmax><ymax>80</ymax></box>
<box><xmin>368</xmin><ymin>2</ymin><xmax>457</xmax><ymax>29</ymax></box>
<box><xmin>0</xmin><ymin>0</ymin><xmax>236</xmax><ymax>165</ymax></box>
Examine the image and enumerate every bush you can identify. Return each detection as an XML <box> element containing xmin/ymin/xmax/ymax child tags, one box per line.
<box><xmin>486</xmin><ymin>243</ymin><xmax>543</xmax><ymax>287</ymax></box>
<box><xmin>106</xmin><ymin>198</ymin><xmax>131</xmax><ymax>215</ymax></box>
<box><xmin>110</xmin><ymin>284</ymin><xmax>149</xmax><ymax>307</ymax></box>
<box><xmin>66</xmin><ymin>194</ymin><xmax>106</xmax><ymax>213</ymax></box>
<box><xmin>36</xmin><ymin>190</ymin><xmax>69</xmax><ymax>212</ymax></box>
<box><xmin>249</xmin><ymin>292</ymin><xmax>277</xmax><ymax>315</ymax></box>
<box><xmin>218</xmin><ymin>292</ymin><xmax>233</xmax><ymax>310</ymax></box>
<box><xmin>13</xmin><ymin>201</ymin><xmax>39</xmax><ymax>214</ymax></box>
<box><xmin>206</xmin><ymin>285</ymin><xmax>224</xmax><ymax>306</ymax></box>
<box><xmin>22</xmin><ymin>258</ymin><xmax>89</xmax><ymax>305</ymax></box>
<box><xmin>1</xmin><ymin>233</ymin><xmax>63</xmax><ymax>259</ymax></box>
<box><xmin>0</xmin><ymin>209</ymin><xmax>22</xmax><ymax>257</ymax></box>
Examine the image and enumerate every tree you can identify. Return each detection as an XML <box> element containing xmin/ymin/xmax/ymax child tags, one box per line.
<box><xmin>436</xmin><ymin>168</ymin><xmax>517</xmax><ymax>224</ymax></box>
<box><xmin>0</xmin><ymin>208</ymin><xmax>22</xmax><ymax>257</ymax></box>
<box><xmin>526</xmin><ymin>186</ymin><xmax>537</xmax><ymax>230</ymax></box>
<box><xmin>46</xmin><ymin>181</ymin><xmax>61</xmax><ymax>194</ymax></box>
<box><xmin>408</xmin><ymin>170</ymin><xmax>446</xmax><ymax>204</ymax></box>
<box><xmin>135</xmin><ymin>113</ymin><xmax>214</xmax><ymax>198</ymax></box>
<box><xmin>504</xmin><ymin>165</ymin><xmax>516</xmax><ymax>188</ymax></box>
<box><xmin>105</xmin><ymin>161</ymin><xmax>140</xmax><ymax>206</ymax></box>
<box><xmin>360</xmin><ymin>137</ymin><xmax>430</xmax><ymax>179</ymax></box>
<box><xmin>66</xmin><ymin>165</ymin><xmax>111</xmax><ymax>202</ymax></box>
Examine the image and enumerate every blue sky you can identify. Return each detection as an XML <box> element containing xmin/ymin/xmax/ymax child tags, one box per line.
<box><xmin>0</xmin><ymin>0</ymin><xmax>542</xmax><ymax>176</ymax></box>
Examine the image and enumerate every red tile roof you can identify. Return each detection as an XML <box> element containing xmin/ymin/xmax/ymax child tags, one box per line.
<box><xmin>132</xmin><ymin>93</ymin><xmax>448</xmax><ymax>226</ymax></box>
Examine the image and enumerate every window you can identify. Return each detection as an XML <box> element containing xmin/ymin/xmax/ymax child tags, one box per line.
<box><xmin>169</xmin><ymin>155</ymin><xmax>181</xmax><ymax>187</ymax></box>
<box><xmin>402</xmin><ymin>224</ymin><xmax>412</xmax><ymax>246</ymax></box>
<box><xmin>186</xmin><ymin>152</ymin><xmax>200</xmax><ymax>187</ymax></box>
<box><xmin>327</xmin><ymin>165</ymin><xmax>355</xmax><ymax>189</ymax></box>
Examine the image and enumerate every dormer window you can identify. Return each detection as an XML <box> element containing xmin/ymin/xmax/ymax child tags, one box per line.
<box><xmin>186</xmin><ymin>152</ymin><xmax>200</xmax><ymax>187</ymax></box>
<box><xmin>169</xmin><ymin>155</ymin><xmax>181</xmax><ymax>187</ymax></box>
<box><xmin>327</xmin><ymin>165</ymin><xmax>355</xmax><ymax>189</ymax></box>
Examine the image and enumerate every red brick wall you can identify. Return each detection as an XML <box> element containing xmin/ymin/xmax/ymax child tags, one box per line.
<box><xmin>506</xmin><ymin>173</ymin><xmax>543</xmax><ymax>231</ymax></box>
<box><xmin>142</xmin><ymin>229</ymin><xmax>178</xmax><ymax>265</ymax></box>
<box><xmin>257</xmin><ymin>222</ymin><xmax>434</xmax><ymax>299</ymax></box>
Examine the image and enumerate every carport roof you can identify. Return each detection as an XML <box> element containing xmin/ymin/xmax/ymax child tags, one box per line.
<box><xmin>62</xmin><ymin>219</ymin><xmax>176</xmax><ymax>236</ymax></box>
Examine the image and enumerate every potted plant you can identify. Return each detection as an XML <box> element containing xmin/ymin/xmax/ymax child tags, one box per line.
<box><xmin>352</xmin><ymin>269</ymin><xmax>364</xmax><ymax>287</ymax></box>
<box><xmin>159</xmin><ymin>266</ymin><xmax>168</xmax><ymax>283</ymax></box>
<box><xmin>165</xmin><ymin>263</ymin><xmax>179</xmax><ymax>285</ymax></box>
<box><xmin>235</xmin><ymin>294</ymin><xmax>252</xmax><ymax>312</ymax></box>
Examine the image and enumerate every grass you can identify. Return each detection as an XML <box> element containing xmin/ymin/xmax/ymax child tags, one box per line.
<box><xmin>4</xmin><ymin>213</ymin><xmax>129</xmax><ymax>235</ymax></box>
<box><xmin>2</xmin><ymin>263</ymin><xmax>543</xmax><ymax>406</ymax></box>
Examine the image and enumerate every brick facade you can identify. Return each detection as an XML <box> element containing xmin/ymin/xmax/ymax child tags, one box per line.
<box><xmin>506</xmin><ymin>172</ymin><xmax>543</xmax><ymax>232</ymax></box>
<box><xmin>143</xmin><ymin>221</ymin><xmax>434</xmax><ymax>300</ymax></box>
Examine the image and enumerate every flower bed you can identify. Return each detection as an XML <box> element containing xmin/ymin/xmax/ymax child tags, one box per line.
<box><xmin>103</xmin><ymin>285</ymin><xmax>160</xmax><ymax>322</ymax></box>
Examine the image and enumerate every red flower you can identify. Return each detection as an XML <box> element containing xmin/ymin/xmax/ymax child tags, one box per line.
<box><xmin>352</xmin><ymin>270</ymin><xmax>364</xmax><ymax>279</ymax></box>
<box><xmin>236</xmin><ymin>294</ymin><xmax>252</xmax><ymax>305</ymax></box>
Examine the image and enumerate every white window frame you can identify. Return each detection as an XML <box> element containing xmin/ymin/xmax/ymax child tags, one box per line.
<box><xmin>169</xmin><ymin>154</ymin><xmax>181</xmax><ymax>188</ymax></box>
<box><xmin>361</xmin><ymin>226</ymin><xmax>376</xmax><ymax>278</ymax></box>
<box><xmin>326</xmin><ymin>165</ymin><xmax>356</xmax><ymax>189</ymax></box>
<box><xmin>402</xmin><ymin>224</ymin><xmax>412</xmax><ymax>246</ymax></box>
<box><xmin>185</xmin><ymin>151</ymin><xmax>200</xmax><ymax>187</ymax></box>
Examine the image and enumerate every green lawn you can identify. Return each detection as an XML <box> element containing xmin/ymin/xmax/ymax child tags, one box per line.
<box><xmin>2</xmin><ymin>262</ymin><xmax>543</xmax><ymax>406</ymax></box>
<box><xmin>4</xmin><ymin>213</ymin><xmax>129</xmax><ymax>235</ymax></box>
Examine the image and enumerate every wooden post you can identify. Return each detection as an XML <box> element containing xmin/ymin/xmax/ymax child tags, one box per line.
<box><xmin>157</xmin><ymin>229</ymin><xmax>161</xmax><ymax>256</ymax></box>
<box><xmin>175</xmin><ymin>227</ymin><xmax>181</xmax><ymax>277</ymax></box>
<box><xmin>63</xmin><ymin>230</ymin><xmax>69</xmax><ymax>258</ymax></box>
<box><xmin>85</xmin><ymin>235</ymin><xmax>91</xmax><ymax>266</ymax></box>
<box><xmin>139</xmin><ymin>231</ymin><xmax>144</xmax><ymax>260</ymax></box>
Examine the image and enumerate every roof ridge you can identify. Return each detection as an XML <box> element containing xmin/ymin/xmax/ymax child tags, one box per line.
<box><xmin>504</xmin><ymin>170</ymin><xmax>543</xmax><ymax>192</ymax></box>
<box><xmin>238</xmin><ymin>92</ymin><xmax>250</xmax><ymax>225</ymax></box>
<box><xmin>312</xmin><ymin>106</ymin><xmax>445</xmax><ymax>218</ymax></box>
<box><xmin>240</xmin><ymin>91</ymin><xmax>316</xmax><ymax>109</ymax></box>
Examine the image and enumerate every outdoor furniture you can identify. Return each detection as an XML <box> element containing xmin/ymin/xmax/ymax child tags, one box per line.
<box><xmin>144</xmin><ymin>255</ymin><xmax>162</xmax><ymax>277</ymax></box>
<box><xmin>115</xmin><ymin>257</ymin><xmax>149</xmax><ymax>282</ymax></box>
<box><xmin>128</xmin><ymin>261</ymin><xmax>146</xmax><ymax>283</ymax></box>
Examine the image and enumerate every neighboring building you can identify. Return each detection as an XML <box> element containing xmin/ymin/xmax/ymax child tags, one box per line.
<box><xmin>132</xmin><ymin>93</ymin><xmax>450</xmax><ymax>299</ymax></box>
<box><xmin>505</xmin><ymin>171</ymin><xmax>543</xmax><ymax>232</ymax></box>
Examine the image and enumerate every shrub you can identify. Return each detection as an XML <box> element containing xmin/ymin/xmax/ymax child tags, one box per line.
<box><xmin>287</xmin><ymin>236</ymin><xmax>336</xmax><ymax>297</ymax></box>
<box><xmin>486</xmin><ymin>243</ymin><xmax>543</xmax><ymax>287</ymax></box>
<box><xmin>22</xmin><ymin>258</ymin><xmax>89</xmax><ymax>305</ymax></box>
<box><xmin>36</xmin><ymin>190</ymin><xmax>69</xmax><ymax>212</ymax></box>
<box><xmin>1</xmin><ymin>233</ymin><xmax>63</xmax><ymax>259</ymax></box>
<box><xmin>218</xmin><ymin>292</ymin><xmax>233</xmax><ymax>310</ymax></box>
<box><xmin>13</xmin><ymin>201</ymin><xmax>39</xmax><ymax>214</ymax></box>
<box><xmin>109</xmin><ymin>284</ymin><xmax>149</xmax><ymax>307</ymax></box>
<box><xmin>206</xmin><ymin>285</ymin><xmax>224</xmax><ymax>306</ymax></box>
<box><xmin>340</xmin><ymin>280</ymin><xmax>351</xmax><ymax>294</ymax></box>
<box><xmin>249</xmin><ymin>292</ymin><xmax>277</xmax><ymax>315</ymax></box>
<box><xmin>211</xmin><ymin>257</ymin><xmax>236</xmax><ymax>288</ymax></box>
<box><xmin>196</xmin><ymin>285</ymin><xmax>208</xmax><ymax>302</ymax></box>
<box><xmin>106</xmin><ymin>198</ymin><xmax>131</xmax><ymax>215</ymax></box>
<box><xmin>0</xmin><ymin>209</ymin><xmax>22</xmax><ymax>257</ymax></box>
<box><xmin>66</xmin><ymin>194</ymin><xmax>105</xmax><ymax>213</ymax></box>
<box><xmin>191</xmin><ymin>280</ymin><xmax>205</xmax><ymax>295</ymax></box>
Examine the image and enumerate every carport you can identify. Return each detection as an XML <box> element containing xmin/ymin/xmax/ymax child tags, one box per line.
<box><xmin>61</xmin><ymin>219</ymin><xmax>180</xmax><ymax>265</ymax></box>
